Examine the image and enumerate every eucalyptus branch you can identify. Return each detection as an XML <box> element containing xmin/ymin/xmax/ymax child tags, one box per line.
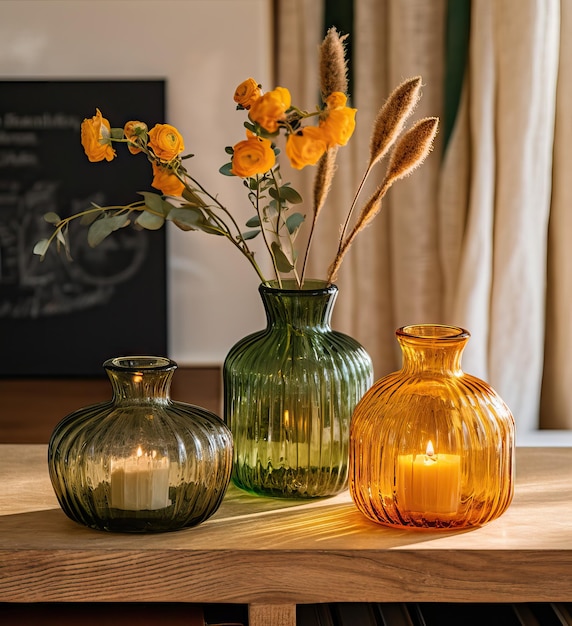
<box><xmin>253</xmin><ymin>174</ymin><xmax>282</xmax><ymax>286</ymax></box>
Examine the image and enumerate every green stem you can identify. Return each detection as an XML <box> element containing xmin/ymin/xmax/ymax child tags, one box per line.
<box><xmin>176</xmin><ymin>167</ymin><xmax>268</xmax><ymax>283</ymax></box>
<box><xmin>254</xmin><ymin>174</ymin><xmax>282</xmax><ymax>287</ymax></box>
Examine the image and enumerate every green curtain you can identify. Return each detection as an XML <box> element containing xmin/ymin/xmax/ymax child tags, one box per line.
<box><xmin>443</xmin><ymin>0</ymin><xmax>471</xmax><ymax>153</ymax></box>
<box><xmin>324</xmin><ymin>0</ymin><xmax>354</xmax><ymax>97</ymax></box>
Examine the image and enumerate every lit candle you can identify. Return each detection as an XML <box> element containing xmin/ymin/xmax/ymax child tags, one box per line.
<box><xmin>110</xmin><ymin>447</ymin><xmax>171</xmax><ymax>511</ymax></box>
<box><xmin>396</xmin><ymin>441</ymin><xmax>461</xmax><ymax>518</ymax></box>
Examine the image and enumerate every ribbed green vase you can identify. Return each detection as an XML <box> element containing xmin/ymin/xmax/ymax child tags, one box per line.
<box><xmin>223</xmin><ymin>280</ymin><xmax>374</xmax><ymax>498</ymax></box>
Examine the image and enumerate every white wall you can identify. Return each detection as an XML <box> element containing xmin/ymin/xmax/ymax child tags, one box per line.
<box><xmin>0</xmin><ymin>0</ymin><xmax>273</xmax><ymax>365</ymax></box>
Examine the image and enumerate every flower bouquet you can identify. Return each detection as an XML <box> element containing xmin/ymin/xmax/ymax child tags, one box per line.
<box><xmin>33</xmin><ymin>28</ymin><xmax>438</xmax><ymax>290</ymax></box>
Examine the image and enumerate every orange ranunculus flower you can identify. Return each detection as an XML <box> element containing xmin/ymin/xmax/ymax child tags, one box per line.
<box><xmin>151</xmin><ymin>162</ymin><xmax>185</xmax><ymax>196</ymax></box>
<box><xmin>325</xmin><ymin>91</ymin><xmax>348</xmax><ymax>110</ymax></box>
<box><xmin>80</xmin><ymin>108</ymin><xmax>116</xmax><ymax>162</ymax></box>
<box><xmin>320</xmin><ymin>105</ymin><xmax>357</xmax><ymax>147</ymax></box>
<box><xmin>148</xmin><ymin>123</ymin><xmax>185</xmax><ymax>160</ymax></box>
<box><xmin>248</xmin><ymin>87</ymin><xmax>291</xmax><ymax>133</ymax></box>
<box><xmin>231</xmin><ymin>131</ymin><xmax>275</xmax><ymax>178</ymax></box>
<box><xmin>285</xmin><ymin>126</ymin><xmax>328</xmax><ymax>170</ymax></box>
<box><xmin>123</xmin><ymin>120</ymin><xmax>148</xmax><ymax>154</ymax></box>
<box><xmin>234</xmin><ymin>78</ymin><xmax>262</xmax><ymax>109</ymax></box>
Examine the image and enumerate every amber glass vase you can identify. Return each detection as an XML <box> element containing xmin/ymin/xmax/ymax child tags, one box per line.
<box><xmin>224</xmin><ymin>280</ymin><xmax>374</xmax><ymax>498</ymax></box>
<box><xmin>350</xmin><ymin>324</ymin><xmax>515</xmax><ymax>529</ymax></box>
<box><xmin>48</xmin><ymin>356</ymin><xmax>233</xmax><ymax>532</ymax></box>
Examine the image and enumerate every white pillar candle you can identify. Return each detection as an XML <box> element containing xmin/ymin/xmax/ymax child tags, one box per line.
<box><xmin>110</xmin><ymin>447</ymin><xmax>171</xmax><ymax>511</ymax></box>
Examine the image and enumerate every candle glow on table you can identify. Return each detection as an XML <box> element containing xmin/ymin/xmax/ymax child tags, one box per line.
<box><xmin>396</xmin><ymin>440</ymin><xmax>461</xmax><ymax>518</ymax></box>
<box><xmin>110</xmin><ymin>446</ymin><xmax>171</xmax><ymax>511</ymax></box>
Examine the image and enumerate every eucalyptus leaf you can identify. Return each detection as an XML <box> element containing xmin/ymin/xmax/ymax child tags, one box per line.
<box><xmin>271</xmin><ymin>241</ymin><xmax>295</xmax><ymax>272</ymax></box>
<box><xmin>167</xmin><ymin>206</ymin><xmax>224</xmax><ymax>236</ymax></box>
<box><xmin>87</xmin><ymin>214</ymin><xmax>129</xmax><ymax>247</ymax></box>
<box><xmin>241</xmin><ymin>229</ymin><xmax>260</xmax><ymax>241</ymax></box>
<box><xmin>43</xmin><ymin>212</ymin><xmax>60</xmax><ymax>224</ymax></box>
<box><xmin>136</xmin><ymin>210</ymin><xmax>165</xmax><ymax>230</ymax></box>
<box><xmin>286</xmin><ymin>212</ymin><xmax>305</xmax><ymax>234</ymax></box>
<box><xmin>224</xmin><ymin>146</ymin><xmax>234</xmax><ymax>155</ymax></box>
<box><xmin>33</xmin><ymin>239</ymin><xmax>50</xmax><ymax>257</ymax></box>
<box><xmin>198</xmin><ymin>221</ymin><xmax>225</xmax><ymax>236</ymax></box>
<box><xmin>80</xmin><ymin>212</ymin><xmax>99</xmax><ymax>226</ymax></box>
<box><xmin>182</xmin><ymin>187</ymin><xmax>206</xmax><ymax>207</ymax></box>
<box><xmin>268</xmin><ymin>187</ymin><xmax>280</xmax><ymax>201</ymax></box>
<box><xmin>138</xmin><ymin>191</ymin><xmax>167</xmax><ymax>215</ymax></box>
<box><xmin>280</xmin><ymin>185</ymin><xmax>303</xmax><ymax>204</ymax></box>
<box><xmin>167</xmin><ymin>206</ymin><xmax>204</xmax><ymax>229</ymax></box>
<box><xmin>245</xmin><ymin>215</ymin><xmax>261</xmax><ymax>228</ymax></box>
<box><xmin>219</xmin><ymin>162</ymin><xmax>234</xmax><ymax>176</ymax></box>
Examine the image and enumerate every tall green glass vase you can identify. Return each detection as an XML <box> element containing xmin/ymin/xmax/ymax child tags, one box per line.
<box><xmin>224</xmin><ymin>280</ymin><xmax>374</xmax><ymax>498</ymax></box>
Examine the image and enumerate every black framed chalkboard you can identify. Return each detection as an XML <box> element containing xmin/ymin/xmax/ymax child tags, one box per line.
<box><xmin>0</xmin><ymin>80</ymin><xmax>167</xmax><ymax>376</ymax></box>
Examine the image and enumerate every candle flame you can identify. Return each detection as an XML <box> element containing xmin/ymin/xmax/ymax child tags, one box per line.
<box><xmin>133</xmin><ymin>374</ymin><xmax>143</xmax><ymax>383</ymax></box>
<box><xmin>136</xmin><ymin>446</ymin><xmax>143</xmax><ymax>458</ymax></box>
<box><xmin>425</xmin><ymin>440</ymin><xmax>435</xmax><ymax>457</ymax></box>
<box><xmin>284</xmin><ymin>409</ymin><xmax>290</xmax><ymax>428</ymax></box>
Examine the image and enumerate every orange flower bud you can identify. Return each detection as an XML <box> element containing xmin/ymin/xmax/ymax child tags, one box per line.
<box><xmin>320</xmin><ymin>106</ymin><xmax>357</xmax><ymax>147</ymax></box>
<box><xmin>151</xmin><ymin>162</ymin><xmax>185</xmax><ymax>197</ymax></box>
<box><xmin>80</xmin><ymin>108</ymin><xmax>116</xmax><ymax>162</ymax></box>
<box><xmin>325</xmin><ymin>91</ymin><xmax>347</xmax><ymax>110</ymax></box>
<box><xmin>234</xmin><ymin>78</ymin><xmax>262</xmax><ymax>109</ymax></box>
<box><xmin>148</xmin><ymin>123</ymin><xmax>185</xmax><ymax>161</ymax></box>
<box><xmin>248</xmin><ymin>87</ymin><xmax>291</xmax><ymax>133</ymax></box>
<box><xmin>285</xmin><ymin>126</ymin><xmax>328</xmax><ymax>170</ymax></box>
<box><xmin>231</xmin><ymin>131</ymin><xmax>275</xmax><ymax>178</ymax></box>
<box><xmin>123</xmin><ymin>120</ymin><xmax>148</xmax><ymax>154</ymax></box>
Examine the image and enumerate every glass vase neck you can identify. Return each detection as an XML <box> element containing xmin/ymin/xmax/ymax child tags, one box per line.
<box><xmin>397</xmin><ymin>324</ymin><xmax>469</xmax><ymax>376</ymax></box>
<box><xmin>104</xmin><ymin>356</ymin><xmax>176</xmax><ymax>404</ymax></box>
<box><xmin>260</xmin><ymin>279</ymin><xmax>337</xmax><ymax>330</ymax></box>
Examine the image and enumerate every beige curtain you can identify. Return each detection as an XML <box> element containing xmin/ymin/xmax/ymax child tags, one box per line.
<box><xmin>276</xmin><ymin>0</ymin><xmax>569</xmax><ymax>435</ymax></box>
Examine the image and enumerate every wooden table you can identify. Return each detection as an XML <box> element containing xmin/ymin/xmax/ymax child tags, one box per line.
<box><xmin>1</xmin><ymin>445</ymin><xmax>571</xmax><ymax>626</ymax></box>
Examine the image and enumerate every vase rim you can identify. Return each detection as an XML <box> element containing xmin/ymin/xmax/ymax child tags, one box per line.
<box><xmin>103</xmin><ymin>356</ymin><xmax>177</xmax><ymax>372</ymax></box>
<box><xmin>397</xmin><ymin>324</ymin><xmax>470</xmax><ymax>340</ymax></box>
<box><xmin>261</xmin><ymin>279</ymin><xmax>337</xmax><ymax>294</ymax></box>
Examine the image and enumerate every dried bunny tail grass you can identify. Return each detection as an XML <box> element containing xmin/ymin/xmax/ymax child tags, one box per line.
<box><xmin>353</xmin><ymin>117</ymin><xmax>439</xmax><ymax>231</ymax></box>
<box><xmin>369</xmin><ymin>76</ymin><xmax>422</xmax><ymax>168</ymax></box>
<box><xmin>383</xmin><ymin>116</ymin><xmax>439</xmax><ymax>187</ymax></box>
<box><xmin>327</xmin><ymin>116</ymin><xmax>439</xmax><ymax>283</ymax></box>
<box><xmin>320</xmin><ymin>27</ymin><xmax>349</xmax><ymax>99</ymax></box>
<box><xmin>335</xmin><ymin>77</ymin><xmax>423</xmax><ymax>258</ymax></box>
<box><xmin>313</xmin><ymin>146</ymin><xmax>338</xmax><ymax>218</ymax></box>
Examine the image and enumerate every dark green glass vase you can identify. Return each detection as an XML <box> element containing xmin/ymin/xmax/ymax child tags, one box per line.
<box><xmin>48</xmin><ymin>356</ymin><xmax>233</xmax><ymax>532</ymax></box>
<box><xmin>224</xmin><ymin>280</ymin><xmax>374</xmax><ymax>498</ymax></box>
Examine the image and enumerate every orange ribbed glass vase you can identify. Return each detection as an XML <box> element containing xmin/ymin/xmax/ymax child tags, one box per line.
<box><xmin>349</xmin><ymin>324</ymin><xmax>515</xmax><ymax>530</ymax></box>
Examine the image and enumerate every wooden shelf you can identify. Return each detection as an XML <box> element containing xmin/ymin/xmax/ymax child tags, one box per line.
<box><xmin>1</xmin><ymin>445</ymin><xmax>571</xmax><ymax>625</ymax></box>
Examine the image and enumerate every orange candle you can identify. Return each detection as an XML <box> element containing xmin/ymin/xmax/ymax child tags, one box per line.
<box><xmin>396</xmin><ymin>441</ymin><xmax>461</xmax><ymax>518</ymax></box>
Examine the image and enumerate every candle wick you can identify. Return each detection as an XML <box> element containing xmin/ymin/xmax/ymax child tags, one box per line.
<box><xmin>424</xmin><ymin>451</ymin><xmax>437</xmax><ymax>464</ymax></box>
